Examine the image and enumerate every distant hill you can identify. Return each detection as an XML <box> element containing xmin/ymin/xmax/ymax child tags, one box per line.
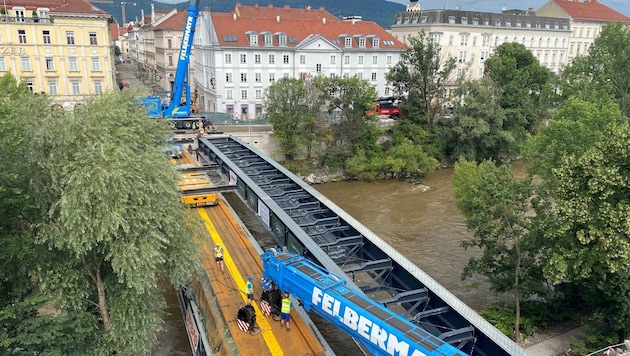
<box><xmin>97</xmin><ymin>0</ymin><xmax>405</xmax><ymax>30</ymax></box>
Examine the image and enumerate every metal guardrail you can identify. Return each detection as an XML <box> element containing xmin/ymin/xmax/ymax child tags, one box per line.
<box><xmin>585</xmin><ymin>341</ymin><xmax>630</xmax><ymax>356</ymax></box>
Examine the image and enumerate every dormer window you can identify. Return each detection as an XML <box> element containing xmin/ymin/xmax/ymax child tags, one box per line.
<box><xmin>495</xmin><ymin>19</ymin><xmax>501</xmax><ymax>27</ymax></box>
<box><xmin>37</xmin><ymin>8</ymin><xmax>50</xmax><ymax>23</ymax></box>
<box><xmin>247</xmin><ymin>31</ymin><xmax>258</xmax><ymax>45</ymax></box>
<box><xmin>344</xmin><ymin>37</ymin><xmax>352</xmax><ymax>47</ymax></box>
<box><xmin>461</xmin><ymin>17</ymin><xmax>468</xmax><ymax>25</ymax></box>
<box><xmin>278</xmin><ymin>34</ymin><xmax>287</xmax><ymax>46</ymax></box>
<box><xmin>358</xmin><ymin>37</ymin><xmax>366</xmax><ymax>48</ymax></box>
<box><xmin>372</xmin><ymin>38</ymin><xmax>379</xmax><ymax>48</ymax></box>
<box><xmin>13</xmin><ymin>7</ymin><xmax>26</xmax><ymax>22</ymax></box>
<box><xmin>448</xmin><ymin>16</ymin><xmax>455</xmax><ymax>24</ymax></box>
<box><xmin>262</xmin><ymin>32</ymin><xmax>273</xmax><ymax>46</ymax></box>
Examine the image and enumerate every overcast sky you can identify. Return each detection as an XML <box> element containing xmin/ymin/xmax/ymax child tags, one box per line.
<box><xmin>388</xmin><ymin>0</ymin><xmax>630</xmax><ymax>15</ymax></box>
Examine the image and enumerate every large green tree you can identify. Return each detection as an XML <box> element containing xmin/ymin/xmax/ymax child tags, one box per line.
<box><xmin>453</xmin><ymin>159</ymin><xmax>545</xmax><ymax>342</ymax></box>
<box><xmin>449</xmin><ymin>78</ymin><xmax>515</xmax><ymax>161</ymax></box>
<box><xmin>23</xmin><ymin>88</ymin><xmax>199</xmax><ymax>354</ymax></box>
<box><xmin>559</xmin><ymin>22</ymin><xmax>630</xmax><ymax>115</ymax></box>
<box><xmin>544</xmin><ymin>122</ymin><xmax>630</xmax><ymax>337</ymax></box>
<box><xmin>484</xmin><ymin>42</ymin><xmax>553</xmax><ymax>144</ymax></box>
<box><xmin>265</xmin><ymin>77</ymin><xmax>319</xmax><ymax>160</ymax></box>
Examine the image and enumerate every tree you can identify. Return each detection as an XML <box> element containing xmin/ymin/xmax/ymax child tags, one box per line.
<box><xmin>453</xmin><ymin>159</ymin><xmax>544</xmax><ymax>342</ymax></box>
<box><xmin>485</xmin><ymin>42</ymin><xmax>553</xmax><ymax>143</ymax></box>
<box><xmin>544</xmin><ymin>122</ymin><xmax>630</xmax><ymax>337</ymax></box>
<box><xmin>25</xmin><ymin>88</ymin><xmax>199</xmax><ymax>354</ymax></box>
<box><xmin>559</xmin><ymin>22</ymin><xmax>630</xmax><ymax>115</ymax></box>
<box><xmin>525</xmin><ymin>97</ymin><xmax>623</xmax><ymax>185</ymax></box>
<box><xmin>265</xmin><ymin>77</ymin><xmax>318</xmax><ymax>160</ymax></box>
<box><xmin>449</xmin><ymin>78</ymin><xmax>515</xmax><ymax>161</ymax></box>
<box><xmin>387</xmin><ymin>31</ymin><xmax>457</xmax><ymax>126</ymax></box>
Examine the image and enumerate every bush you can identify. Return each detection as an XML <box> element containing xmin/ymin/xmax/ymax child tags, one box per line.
<box><xmin>479</xmin><ymin>301</ymin><xmax>575</xmax><ymax>339</ymax></box>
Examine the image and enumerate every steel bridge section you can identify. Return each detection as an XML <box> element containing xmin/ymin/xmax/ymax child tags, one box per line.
<box><xmin>198</xmin><ymin>136</ymin><xmax>529</xmax><ymax>356</ymax></box>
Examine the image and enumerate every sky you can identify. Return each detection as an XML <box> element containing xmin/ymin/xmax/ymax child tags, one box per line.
<box><xmin>389</xmin><ymin>0</ymin><xmax>630</xmax><ymax>15</ymax></box>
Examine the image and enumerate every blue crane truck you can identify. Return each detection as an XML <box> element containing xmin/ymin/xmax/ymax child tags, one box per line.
<box><xmin>142</xmin><ymin>0</ymin><xmax>210</xmax><ymax>130</ymax></box>
<box><xmin>260</xmin><ymin>248</ymin><xmax>470</xmax><ymax>356</ymax></box>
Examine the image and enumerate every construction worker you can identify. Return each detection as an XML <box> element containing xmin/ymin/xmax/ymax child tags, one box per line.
<box><xmin>246</xmin><ymin>276</ymin><xmax>255</xmax><ymax>305</ymax></box>
<box><xmin>280</xmin><ymin>293</ymin><xmax>292</xmax><ymax>332</ymax></box>
<box><xmin>213</xmin><ymin>242</ymin><xmax>225</xmax><ymax>272</ymax></box>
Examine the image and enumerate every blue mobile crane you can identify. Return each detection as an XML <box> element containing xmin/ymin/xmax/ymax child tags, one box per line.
<box><xmin>142</xmin><ymin>0</ymin><xmax>208</xmax><ymax>130</ymax></box>
<box><xmin>261</xmin><ymin>249</ymin><xmax>470</xmax><ymax>356</ymax></box>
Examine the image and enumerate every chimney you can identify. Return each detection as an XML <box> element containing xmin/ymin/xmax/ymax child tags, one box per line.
<box><xmin>254</xmin><ymin>3</ymin><xmax>259</xmax><ymax>8</ymax></box>
<box><xmin>151</xmin><ymin>3</ymin><xmax>155</xmax><ymax>23</ymax></box>
<box><xmin>284</xmin><ymin>4</ymin><xmax>290</xmax><ymax>9</ymax></box>
<box><xmin>140</xmin><ymin>9</ymin><xmax>145</xmax><ymax>25</ymax></box>
<box><xmin>322</xmin><ymin>17</ymin><xmax>326</xmax><ymax>24</ymax></box>
<box><xmin>233</xmin><ymin>13</ymin><xmax>237</xmax><ymax>21</ymax></box>
<box><xmin>528</xmin><ymin>7</ymin><xmax>534</xmax><ymax>11</ymax></box>
<box><xmin>276</xmin><ymin>15</ymin><xmax>280</xmax><ymax>23</ymax></box>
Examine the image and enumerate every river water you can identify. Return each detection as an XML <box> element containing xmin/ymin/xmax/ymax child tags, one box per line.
<box><xmin>154</xmin><ymin>162</ymin><xmax>526</xmax><ymax>354</ymax></box>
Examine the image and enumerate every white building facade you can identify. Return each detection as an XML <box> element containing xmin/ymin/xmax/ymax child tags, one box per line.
<box><xmin>193</xmin><ymin>4</ymin><xmax>405</xmax><ymax>119</ymax></box>
<box><xmin>390</xmin><ymin>3</ymin><xmax>572</xmax><ymax>88</ymax></box>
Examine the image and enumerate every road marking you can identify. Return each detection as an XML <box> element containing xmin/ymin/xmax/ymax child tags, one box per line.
<box><xmin>197</xmin><ymin>208</ymin><xmax>283</xmax><ymax>356</ymax></box>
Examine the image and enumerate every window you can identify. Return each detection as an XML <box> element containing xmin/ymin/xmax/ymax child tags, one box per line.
<box><xmin>241</xmin><ymin>90</ymin><xmax>248</xmax><ymax>99</ymax></box>
<box><xmin>240</xmin><ymin>73</ymin><xmax>247</xmax><ymax>82</ymax></box>
<box><xmin>269</xmin><ymin>54</ymin><xmax>275</xmax><ymax>64</ymax></box>
<box><xmin>461</xmin><ymin>17</ymin><xmax>468</xmax><ymax>25</ymax></box>
<box><xmin>20</xmin><ymin>57</ymin><xmax>31</xmax><ymax>71</ymax></box>
<box><xmin>372</xmin><ymin>56</ymin><xmax>377</xmax><ymax>64</ymax></box>
<box><xmin>372</xmin><ymin>38</ymin><xmax>379</xmax><ymax>48</ymax></box>
<box><xmin>42</xmin><ymin>30</ymin><xmax>51</xmax><ymax>44</ymax></box>
<box><xmin>269</xmin><ymin>73</ymin><xmax>275</xmax><ymax>82</ymax></box>
<box><xmin>283</xmin><ymin>55</ymin><xmax>289</xmax><ymax>64</ymax></box>
<box><xmin>345</xmin><ymin>37</ymin><xmax>352</xmax><ymax>47</ymax></box>
<box><xmin>448</xmin><ymin>16</ymin><xmax>455</xmax><ymax>24</ymax></box>
<box><xmin>449</xmin><ymin>35</ymin><xmax>454</xmax><ymax>45</ymax></box>
<box><xmin>168</xmin><ymin>55</ymin><xmax>173</xmax><ymax>66</ymax></box>
<box><xmin>371</xmin><ymin>72</ymin><xmax>377</xmax><ymax>81</ymax></box>
<box><xmin>225</xmin><ymin>53</ymin><xmax>232</xmax><ymax>64</ymax></box>
<box><xmin>226</xmin><ymin>73</ymin><xmax>232</xmax><ymax>82</ymax></box>
<box><xmin>94</xmin><ymin>81</ymin><xmax>103</xmax><ymax>94</ymax></box>
<box><xmin>0</xmin><ymin>57</ymin><xmax>6</xmax><ymax>71</ymax></box>
<box><xmin>264</xmin><ymin>34</ymin><xmax>273</xmax><ymax>46</ymax></box>
<box><xmin>91</xmin><ymin>58</ymin><xmax>100</xmax><ymax>71</ymax></box>
<box><xmin>66</xmin><ymin>31</ymin><xmax>75</xmax><ymax>45</ymax></box>
<box><xmin>358</xmin><ymin>38</ymin><xmax>366</xmax><ymax>48</ymax></box>
<box><xmin>18</xmin><ymin>30</ymin><xmax>27</xmax><ymax>44</ymax></box>
<box><xmin>240</xmin><ymin>54</ymin><xmax>247</xmax><ymax>64</ymax></box>
<box><xmin>478</xmin><ymin>67</ymin><xmax>484</xmax><ymax>78</ymax></box>
<box><xmin>168</xmin><ymin>39</ymin><xmax>172</xmax><ymax>48</ymax></box>
<box><xmin>255</xmin><ymin>73</ymin><xmax>261</xmax><ymax>82</ymax></box>
<box><xmin>300</xmin><ymin>55</ymin><xmax>306</xmax><ymax>64</ymax></box>
<box><xmin>278</xmin><ymin>35</ymin><xmax>286</xmax><ymax>46</ymax></box>
<box><xmin>45</xmin><ymin>57</ymin><xmax>54</xmax><ymax>71</ymax></box>
<box><xmin>14</xmin><ymin>8</ymin><xmax>25</xmax><ymax>22</ymax></box>
<box><xmin>458</xmin><ymin>50</ymin><xmax>466</xmax><ymax>63</ymax></box>
<box><xmin>472</xmin><ymin>36</ymin><xmax>477</xmax><ymax>46</ymax></box>
<box><xmin>71</xmin><ymin>81</ymin><xmax>81</xmax><ymax>95</ymax></box>
<box><xmin>480</xmin><ymin>50</ymin><xmax>488</xmax><ymax>61</ymax></box>
<box><xmin>430</xmin><ymin>32</ymin><xmax>441</xmax><ymax>44</ymax></box>
<box><xmin>358</xmin><ymin>55</ymin><xmax>364</xmax><ymax>64</ymax></box>
<box><xmin>460</xmin><ymin>34</ymin><xmax>469</xmax><ymax>46</ymax></box>
<box><xmin>344</xmin><ymin>55</ymin><xmax>350</xmax><ymax>64</ymax></box>
<box><xmin>330</xmin><ymin>55</ymin><xmax>336</xmax><ymax>64</ymax></box>
<box><xmin>226</xmin><ymin>89</ymin><xmax>233</xmax><ymax>99</ymax></box>
<box><xmin>506</xmin><ymin>20</ymin><xmax>511</xmax><ymax>27</ymax></box>
<box><xmin>576</xmin><ymin>43</ymin><xmax>581</xmax><ymax>54</ymax></box>
<box><xmin>25</xmin><ymin>79</ymin><xmax>34</xmax><ymax>92</ymax></box>
<box><xmin>516</xmin><ymin>20</ymin><xmax>521</xmax><ymax>28</ymax></box>
<box><xmin>481</xmin><ymin>34</ymin><xmax>490</xmax><ymax>47</ymax></box>
<box><xmin>386</xmin><ymin>56</ymin><xmax>392</xmax><ymax>65</ymax></box>
<box><xmin>357</xmin><ymin>72</ymin><xmax>363</xmax><ymax>80</ymax></box>
<box><xmin>48</xmin><ymin>80</ymin><xmax>58</xmax><ymax>95</ymax></box>
<box><xmin>69</xmin><ymin>57</ymin><xmax>78</xmax><ymax>71</ymax></box>
<box><xmin>249</xmin><ymin>34</ymin><xmax>258</xmax><ymax>45</ymax></box>
<box><xmin>316</xmin><ymin>64</ymin><xmax>322</xmax><ymax>72</ymax></box>
<box><xmin>255</xmin><ymin>54</ymin><xmax>261</xmax><ymax>64</ymax></box>
<box><xmin>255</xmin><ymin>89</ymin><xmax>262</xmax><ymax>99</ymax></box>
<box><xmin>495</xmin><ymin>19</ymin><xmax>501</xmax><ymax>26</ymax></box>
<box><xmin>89</xmin><ymin>32</ymin><xmax>98</xmax><ymax>45</ymax></box>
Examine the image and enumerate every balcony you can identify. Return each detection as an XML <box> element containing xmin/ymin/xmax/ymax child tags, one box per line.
<box><xmin>0</xmin><ymin>16</ymin><xmax>53</xmax><ymax>24</ymax></box>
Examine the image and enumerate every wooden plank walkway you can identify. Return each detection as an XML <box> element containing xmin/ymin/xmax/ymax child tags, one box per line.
<box><xmin>174</xmin><ymin>150</ymin><xmax>325</xmax><ymax>356</ymax></box>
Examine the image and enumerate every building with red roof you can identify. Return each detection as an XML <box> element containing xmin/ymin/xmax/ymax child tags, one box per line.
<box><xmin>193</xmin><ymin>3</ymin><xmax>405</xmax><ymax>117</ymax></box>
<box><xmin>536</xmin><ymin>0</ymin><xmax>630</xmax><ymax>64</ymax></box>
<box><xmin>0</xmin><ymin>0</ymin><xmax>115</xmax><ymax>105</ymax></box>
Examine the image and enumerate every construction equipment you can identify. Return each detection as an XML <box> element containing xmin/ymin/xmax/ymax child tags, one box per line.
<box><xmin>261</xmin><ymin>248</ymin><xmax>469</xmax><ymax>356</ymax></box>
<box><xmin>142</xmin><ymin>0</ymin><xmax>210</xmax><ymax>130</ymax></box>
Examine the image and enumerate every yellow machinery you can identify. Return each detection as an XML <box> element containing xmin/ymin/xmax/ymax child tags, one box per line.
<box><xmin>178</xmin><ymin>171</ymin><xmax>218</xmax><ymax>207</ymax></box>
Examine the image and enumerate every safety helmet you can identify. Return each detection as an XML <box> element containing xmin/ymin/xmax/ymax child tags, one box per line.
<box><xmin>216</xmin><ymin>242</ymin><xmax>220</xmax><ymax>246</ymax></box>
<box><xmin>248</xmin><ymin>276</ymin><xmax>254</xmax><ymax>281</ymax></box>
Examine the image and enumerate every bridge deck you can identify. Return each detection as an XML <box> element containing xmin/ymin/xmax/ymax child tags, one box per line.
<box><xmin>174</xmin><ymin>153</ymin><xmax>325</xmax><ymax>356</ymax></box>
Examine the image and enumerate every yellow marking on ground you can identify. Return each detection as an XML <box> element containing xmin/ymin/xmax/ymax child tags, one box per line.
<box><xmin>197</xmin><ymin>209</ymin><xmax>283</xmax><ymax>356</ymax></box>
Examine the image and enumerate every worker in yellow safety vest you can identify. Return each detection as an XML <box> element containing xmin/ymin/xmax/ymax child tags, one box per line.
<box><xmin>246</xmin><ymin>276</ymin><xmax>254</xmax><ymax>305</ymax></box>
<box><xmin>214</xmin><ymin>242</ymin><xmax>225</xmax><ymax>272</ymax></box>
<box><xmin>280</xmin><ymin>293</ymin><xmax>292</xmax><ymax>332</ymax></box>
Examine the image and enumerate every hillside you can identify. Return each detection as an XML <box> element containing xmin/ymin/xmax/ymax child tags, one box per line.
<box><xmin>98</xmin><ymin>0</ymin><xmax>405</xmax><ymax>30</ymax></box>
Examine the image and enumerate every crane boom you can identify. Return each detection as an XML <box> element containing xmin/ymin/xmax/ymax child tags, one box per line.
<box><xmin>261</xmin><ymin>249</ymin><xmax>469</xmax><ymax>356</ymax></box>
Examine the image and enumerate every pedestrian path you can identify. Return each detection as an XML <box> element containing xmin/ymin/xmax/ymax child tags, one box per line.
<box><xmin>525</xmin><ymin>327</ymin><xmax>588</xmax><ymax>355</ymax></box>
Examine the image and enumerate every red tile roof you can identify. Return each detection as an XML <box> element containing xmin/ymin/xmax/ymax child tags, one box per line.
<box><xmin>3</xmin><ymin>0</ymin><xmax>108</xmax><ymax>15</ymax></box>
<box><xmin>212</xmin><ymin>5</ymin><xmax>404</xmax><ymax>49</ymax></box>
<box><xmin>110</xmin><ymin>23</ymin><xmax>119</xmax><ymax>40</ymax></box>
<box><xmin>554</xmin><ymin>0</ymin><xmax>630</xmax><ymax>22</ymax></box>
<box><xmin>154</xmin><ymin>10</ymin><xmax>187</xmax><ymax>31</ymax></box>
